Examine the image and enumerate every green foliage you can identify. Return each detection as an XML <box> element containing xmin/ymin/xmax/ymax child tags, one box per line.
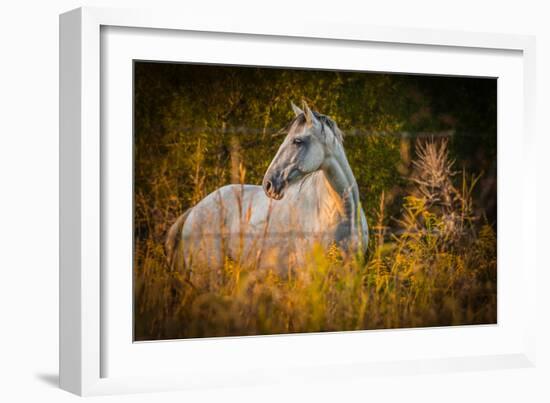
<box><xmin>134</xmin><ymin>63</ymin><xmax>496</xmax><ymax>245</ymax></box>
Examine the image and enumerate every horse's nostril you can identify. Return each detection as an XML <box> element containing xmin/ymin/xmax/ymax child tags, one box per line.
<box><xmin>265</xmin><ymin>180</ymin><xmax>272</xmax><ymax>192</ymax></box>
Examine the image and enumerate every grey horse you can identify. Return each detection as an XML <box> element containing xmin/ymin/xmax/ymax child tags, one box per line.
<box><xmin>166</xmin><ymin>102</ymin><xmax>368</xmax><ymax>286</ymax></box>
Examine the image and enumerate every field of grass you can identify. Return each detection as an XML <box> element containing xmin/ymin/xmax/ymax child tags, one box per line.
<box><xmin>134</xmin><ymin>140</ymin><xmax>496</xmax><ymax>341</ymax></box>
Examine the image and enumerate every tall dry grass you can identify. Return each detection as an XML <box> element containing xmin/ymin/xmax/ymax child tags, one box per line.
<box><xmin>134</xmin><ymin>139</ymin><xmax>496</xmax><ymax>340</ymax></box>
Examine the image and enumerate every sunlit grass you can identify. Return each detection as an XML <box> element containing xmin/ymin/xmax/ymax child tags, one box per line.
<box><xmin>134</xmin><ymin>139</ymin><xmax>496</xmax><ymax>340</ymax></box>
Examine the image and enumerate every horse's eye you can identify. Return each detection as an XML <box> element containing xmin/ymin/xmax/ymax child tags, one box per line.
<box><xmin>293</xmin><ymin>138</ymin><xmax>304</xmax><ymax>145</ymax></box>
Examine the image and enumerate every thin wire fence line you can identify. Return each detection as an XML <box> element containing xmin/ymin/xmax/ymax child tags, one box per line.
<box><xmin>157</xmin><ymin>128</ymin><xmax>458</xmax><ymax>141</ymax></box>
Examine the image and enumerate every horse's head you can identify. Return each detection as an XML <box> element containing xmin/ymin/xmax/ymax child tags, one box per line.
<box><xmin>263</xmin><ymin>102</ymin><xmax>343</xmax><ymax>200</ymax></box>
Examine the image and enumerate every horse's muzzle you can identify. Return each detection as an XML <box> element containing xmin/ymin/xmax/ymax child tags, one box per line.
<box><xmin>263</xmin><ymin>176</ymin><xmax>285</xmax><ymax>200</ymax></box>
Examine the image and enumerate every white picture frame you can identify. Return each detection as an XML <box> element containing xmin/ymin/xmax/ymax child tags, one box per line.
<box><xmin>60</xmin><ymin>6</ymin><xmax>537</xmax><ymax>396</ymax></box>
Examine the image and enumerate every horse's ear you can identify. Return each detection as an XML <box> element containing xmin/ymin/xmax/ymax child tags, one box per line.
<box><xmin>291</xmin><ymin>101</ymin><xmax>303</xmax><ymax>117</ymax></box>
<box><xmin>302</xmin><ymin>101</ymin><xmax>315</xmax><ymax>127</ymax></box>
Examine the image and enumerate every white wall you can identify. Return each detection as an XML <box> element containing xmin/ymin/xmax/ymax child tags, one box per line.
<box><xmin>0</xmin><ymin>1</ymin><xmax>548</xmax><ymax>402</ymax></box>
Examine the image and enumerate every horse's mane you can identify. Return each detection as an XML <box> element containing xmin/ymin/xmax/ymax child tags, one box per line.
<box><xmin>287</xmin><ymin>111</ymin><xmax>344</xmax><ymax>145</ymax></box>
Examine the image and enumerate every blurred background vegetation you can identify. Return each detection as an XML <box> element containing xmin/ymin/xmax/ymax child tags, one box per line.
<box><xmin>133</xmin><ymin>62</ymin><xmax>497</xmax><ymax>340</ymax></box>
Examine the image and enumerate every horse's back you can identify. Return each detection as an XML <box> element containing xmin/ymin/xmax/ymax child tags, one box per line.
<box><xmin>185</xmin><ymin>184</ymin><xmax>267</xmax><ymax>231</ymax></box>
<box><xmin>179</xmin><ymin>184</ymin><xmax>269</xmax><ymax>277</ymax></box>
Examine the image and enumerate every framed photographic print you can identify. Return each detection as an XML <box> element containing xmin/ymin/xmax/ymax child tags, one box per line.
<box><xmin>60</xmin><ymin>6</ymin><xmax>537</xmax><ymax>396</ymax></box>
<box><xmin>133</xmin><ymin>62</ymin><xmax>498</xmax><ymax>341</ymax></box>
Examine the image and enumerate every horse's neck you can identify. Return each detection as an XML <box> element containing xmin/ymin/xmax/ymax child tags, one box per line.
<box><xmin>304</xmin><ymin>171</ymin><xmax>347</xmax><ymax>222</ymax></box>
<box><xmin>320</xmin><ymin>144</ymin><xmax>360</xmax><ymax>219</ymax></box>
<box><xmin>288</xmin><ymin>144</ymin><xmax>360</xmax><ymax>231</ymax></box>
